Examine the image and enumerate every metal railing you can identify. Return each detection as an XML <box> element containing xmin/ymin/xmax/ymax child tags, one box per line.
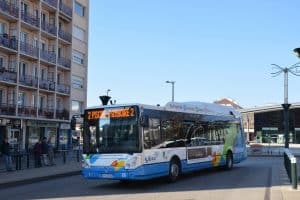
<box><xmin>0</xmin><ymin>64</ymin><xmax>17</xmax><ymax>83</ymax></box>
<box><xmin>20</xmin><ymin>41</ymin><xmax>39</xmax><ymax>58</ymax></box>
<box><xmin>38</xmin><ymin>108</ymin><xmax>54</xmax><ymax>119</ymax></box>
<box><xmin>58</xmin><ymin>28</ymin><xmax>72</xmax><ymax>43</ymax></box>
<box><xmin>284</xmin><ymin>148</ymin><xmax>298</xmax><ymax>190</ymax></box>
<box><xmin>57</xmin><ymin>83</ymin><xmax>70</xmax><ymax>94</ymax></box>
<box><xmin>21</xmin><ymin>10</ymin><xmax>39</xmax><ymax>28</ymax></box>
<box><xmin>0</xmin><ymin>103</ymin><xmax>16</xmax><ymax>115</ymax></box>
<box><xmin>59</xmin><ymin>2</ymin><xmax>72</xmax><ymax>18</ymax></box>
<box><xmin>18</xmin><ymin>105</ymin><xmax>37</xmax><ymax>117</ymax></box>
<box><xmin>0</xmin><ymin>0</ymin><xmax>19</xmax><ymax>18</ymax></box>
<box><xmin>58</xmin><ymin>56</ymin><xmax>71</xmax><ymax>68</ymax></box>
<box><xmin>39</xmin><ymin>79</ymin><xmax>55</xmax><ymax>91</ymax></box>
<box><xmin>19</xmin><ymin>74</ymin><xmax>38</xmax><ymax>87</ymax></box>
<box><xmin>0</xmin><ymin>34</ymin><xmax>17</xmax><ymax>50</ymax></box>
<box><xmin>40</xmin><ymin>49</ymin><xmax>56</xmax><ymax>64</ymax></box>
<box><xmin>43</xmin><ymin>0</ymin><xmax>57</xmax><ymax>8</ymax></box>
<box><xmin>56</xmin><ymin>109</ymin><xmax>69</xmax><ymax>120</ymax></box>
<box><xmin>41</xmin><ymin>21</ymin><xmax>57</xmax><ymax>36</ymax></box>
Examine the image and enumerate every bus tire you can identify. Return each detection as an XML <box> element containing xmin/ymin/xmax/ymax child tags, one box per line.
<box><xmin>225</xmin><ymin>151</ymin><xmax>233</xmax><ymax>170</ymax></box>
<box><xmin>167</xmin><ymin>158</ymin><xmax>180</xmax><ymax>183</ymax></box>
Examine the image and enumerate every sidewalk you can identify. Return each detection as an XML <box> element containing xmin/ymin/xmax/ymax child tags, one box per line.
<box><xmin>0</xmin><ymin>150</ymin><xmax>81</xmax><ymax>189</ymax></box>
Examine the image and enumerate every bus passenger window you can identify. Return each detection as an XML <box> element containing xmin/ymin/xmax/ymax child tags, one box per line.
<box><xmin>143</xmin><ymin>118</ymin><xmax>161</xmax><ymax>149</ymax></box>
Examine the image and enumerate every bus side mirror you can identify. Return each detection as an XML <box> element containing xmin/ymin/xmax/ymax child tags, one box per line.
<box><xmin>140</xmin><ymin>115</ymin><xmax>149</xmax><ymax>127</ymax></box>
<box><xmin>71</xmin><ymin>116</ymin><xmax>76</xmax><ymax>130</ymax></box>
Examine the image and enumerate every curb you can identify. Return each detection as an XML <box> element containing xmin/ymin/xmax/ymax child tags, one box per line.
<box><xmin>0</xmin><ymin>170</ymin><xmax>81</xmax><ymax>190</ymax></box>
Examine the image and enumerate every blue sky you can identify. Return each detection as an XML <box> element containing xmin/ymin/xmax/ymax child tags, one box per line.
<box><xmin>87</xmin><ymin>0</ymin><xmax>300</xmax><ymax>108</ymax></box>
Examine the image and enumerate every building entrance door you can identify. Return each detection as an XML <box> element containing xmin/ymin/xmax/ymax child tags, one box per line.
<box><xmin>8</xmin><ymin>129</ymin><xmax>21</xmax><ymax>152</ymax></box>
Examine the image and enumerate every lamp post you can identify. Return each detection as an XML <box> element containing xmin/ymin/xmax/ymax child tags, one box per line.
<box><xmin>271</xmin><ymin>52</ymin><xmax>300</xmax><ymax>148</ymax></box>
<box><xmin>166</xmin><ymin>80</ymin><xmax>175</xmax><ymax>102</ymax></box>
<box><xmin>106</xmin><ymin>89</ymin><xmax>111</xmax><ymax>96</ymax></box>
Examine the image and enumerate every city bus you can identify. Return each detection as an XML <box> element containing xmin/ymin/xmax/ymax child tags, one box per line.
<box><xmin>80</xmin><ymin>102</ymin><xmax>247</xmax><ymax>182</ymax></box>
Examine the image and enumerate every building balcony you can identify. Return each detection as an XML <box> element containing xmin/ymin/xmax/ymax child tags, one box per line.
<box><xmin>39</xmin><ymin>79</ymin><xmax>55</xmax><ymax>91</ymax></box>
<box><xmin>41</xmin><ymin>21</ymin><xmax>57</xmax><ymax>36</ymax></box>
<box><xmin>40</xmin><ymin>50</ymin><xmax>56</xmax><ymax>64</ymax></box>
<box><xmin>56</xmin><ymin>109</ymin><xmax>69</xmax><ymax>120</ymax></box>
<box><xmin>59</xmin><ymin>2</ymin><xmax>72</xmax><ymax>18</ymax></box>
<box><xmin>0</xmin><ymin>103</ymin><xmax>16</xmax><ymax>115</ymax></box>
<box><xmin>21</xmin><ymin>10</ymin><xmax>39</xmax><ymax>28</ymax></box>
<box><xmin>20</xmin><ymin>42</ymin><xmax>39</xmax><ymax>58</ymax></box>
<box><xmin>0</xmin><ymin>63</ymin><xmax>17</xmax><ymax>83</ymax></box>
<box><xmin>0</xmin><ymin>0</ymin><xmax>19</xmax><ymax>19</ymax></box>
<box><xmin>58</xmin><ymin>29</ymin><xmax>72</xmax><ymax>43</ymax></box>
<box><xmin>58</xmin><ymin>56</ymin><xmax>71</xmax><ymax>68</ymax></box>
<box><xmin>19</xmin><ymin>74</ymin><xmax>38</xmax><ymax>88</ymax></box>
<box><xmin>57</xmin><ymin>83</ymin><xmax>70</xmax><ymax>94</ymax></box>
<box><xmin>0</xmin><ymin>34</ymin><xmax>18</xmax><ymax>51</ymax></box>
<box><xmin>38</xmin><ymin>108</ymin><xmax>54</xmax><ymax>119</ymax></box>
<box><xmin>43</xmin><ymin>0</ymin><xmax>57</xmax><ymax>8</ymax></box>
<box><xmin>18</xmin><ymin>105</ymin><xmax>37</xmax><ymax>117</ymax></box>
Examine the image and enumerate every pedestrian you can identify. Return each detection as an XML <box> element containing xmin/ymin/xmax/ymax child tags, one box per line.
<box><xmin>1</xmin><ymin>138</ymin><xmax>13</xmax><ymax>171</ymax></box>
<box><xmin>47</xmin><ymin>137</ymin><xmax>55</xmax><ymax>166</ymax></box>
<box><xmin>33</xmin><ymin>139</ymin><xmax>42</xmax><ymax>168</ymax></box>
<box><xmin>41</xmin><ymin>137</ymin><xmax>49</xmax><ymax>166</ymax></box>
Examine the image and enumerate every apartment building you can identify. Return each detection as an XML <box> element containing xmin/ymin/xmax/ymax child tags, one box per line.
<box><xmin>0</xmin><ymin>0</ymin><xmax>89</xmax><ymax>152</ymax></box>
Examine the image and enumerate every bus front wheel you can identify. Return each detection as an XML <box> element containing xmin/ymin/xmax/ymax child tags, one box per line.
<box><xmin>225</xmin><ymin>151</ymin><xmax>233</xmax><ymax>170</ymax></box>
<box><xmin>168</xmin><ymin>159</ymin><xmax>180</xmax><ymax>183</ymax></box>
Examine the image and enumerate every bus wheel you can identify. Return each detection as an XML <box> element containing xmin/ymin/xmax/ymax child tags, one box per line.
<box><xmin>225</xmin><ymin>151</ymin><xmax>233</xmax><ymax>170</ymax></box>
<box><xmin>168</xmin><ymin>159</ymin><xmax>180</xmax><ymax>183</ymax></box>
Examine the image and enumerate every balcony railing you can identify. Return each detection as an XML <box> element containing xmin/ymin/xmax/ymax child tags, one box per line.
<box><xmin>19</xmin><ymin>74</ymin><xmax>38</xmax><ymax>87</ymax></box>
<box><xmin>21</xmin><ymin>10</ymin><xmax>39</xmax><ymax>28</ymax></box>
<box><xmin>0</xmin><ymin>63</ymin><xmax>17</xmax><ymax>83</ymax></box>
<box><xmin>0</xmin><ymin>34</ymin><xmax>18</xmax><ymax>51</ymax></box>
<box><xmin>58</xmin><ymin>57</ymin><xmax>71</xmax><ymax>68</ymax></box>
<box><xmin>59</xmin><ymin>2</ymin><xmax>72</xmax><ymax>18</ymax></box>
<box><xmin>43</xmin><ymin>0</ymin><xmax>57</xmax><ymax>8</ymax></box>
<box><xmin>18</xmin><ymin>105</ymin><xmax>37</xmax><ymax>117</ymax></box>
<box><xmin>0</xmin><ymin>103</ymin><xmax>16</xmax><ymax>115</ymax></box>
<box><xmin>56</xmin><ymin>109</ymin><xmax>69</xmax><ymax>120</ymax></box>
<box><xmin>0</xmin><ymin>0</ymin><xmax>19</xmax><ymax>18</ymax></box>
<box><xmin>20</xmin><ymin>42</ymin><xmax>39</xmax><ymax>58</ymax></box>
<box><xmin>39</xmin><ymin>79</ymin><xmax>55</xmax><ymax>91</ymax></box>
<box><xmin>58</xmin><ymin>29</ymin><xmax>72</xmax><ymax>43</ymax></box>
<box><xmin>38</xmin><ymin>108</ymin><xmax>54</xmax><ymax>119</ymax></box>
<box><xmin>41</xmin><ymin>21</ymin><xmax>57</xmax><ymax>36</ymax></box>
<box><xmin>40</xmin><ymin>49</ymin><xmax>56</xmax><ymax>64</ymax></box>
<box><xmin>57</xmin><ymin>83</ymin><xmax>70</xmax><ymax>94</ymax></box>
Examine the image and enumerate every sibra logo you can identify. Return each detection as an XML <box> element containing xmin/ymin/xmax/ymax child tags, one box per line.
<box><xmin>110</xmin><ymin>160</ymin><xmax>125</xmax><ymax>171</ymax></box>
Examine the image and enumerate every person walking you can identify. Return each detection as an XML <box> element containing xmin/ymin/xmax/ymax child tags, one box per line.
<box><xmin>1</xmin><ymin>138</ymin><xmax>13</xmax><ymax>171</ymax></box>
<box><xmin>41</xmin><ymin>137</ymin><xmax>49</xmax><ymax>166</ymax></box>
<box><xmin>33</xmin><ymin>139</ymin><xmax>42</xmax><ymax>168</ymax></box>
<box><xmin>47</xmin><ymin>137</ymin><xmax>55</xmax><ymax>166</ymax></box>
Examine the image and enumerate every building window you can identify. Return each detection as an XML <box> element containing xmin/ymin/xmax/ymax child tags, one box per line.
<box><xmin>72</xmin><ymin>100</ymin><xmax>82</xmax><ymax>113</ymax></box>
<box><xmin>39</xmin><ymin>96</ymin><xmax>45</xmax><ymax>109</ymax></box>
<box><xmin>18</xmin><ymin>92</ymin><xmax>25</xmax><ymax>106</ymax></box>
<box><xmin>0</xmin><ymin>22</ymin><xmax>6</xmax><ymax>34</ymax></box>
<box><xmin>0</xmin><ymin>90</ymin><xmax>3</xmax><ymax>105</ymax></box>
<box><xmin>31</xmin><ymin>94</ymin><xmax>36</xmax><ymax>107</ymax></box>
<box><xmin>74</xmin><ymin>1</ymin><xmax>85</xmax><ymax>17</ymax></box>
<box><xmin>72</xmin><ymin>50</ymin><xmax>84</xmax><ymax>65</ymax></box>
<box><xmin>73</xmin><ymin>26</ymin><xmax>85</xmax><ymax>41</ymax></box>
<box><xmin>71</xmin><ymin>75</ymin><xmax>84</xmax><ymax>89</ymax></box>
<box><xmin>0</xmin><ymin>57</ymin><xmax>4</xmax><ymax>68</ymax></box>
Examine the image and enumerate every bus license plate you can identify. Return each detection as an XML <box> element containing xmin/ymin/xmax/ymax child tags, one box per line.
<box><xmin>102</xmin><ymin>173</ymin><xmax>113</xmax><ymax>178</ymax></box>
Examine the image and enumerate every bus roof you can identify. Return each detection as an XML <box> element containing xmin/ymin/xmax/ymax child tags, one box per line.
<box><xmin>86</xmin><ymin>101</ymin><xmax>241</xmax><ymax>118</ymax></box>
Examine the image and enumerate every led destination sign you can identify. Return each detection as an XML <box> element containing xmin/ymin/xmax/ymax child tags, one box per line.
<box><xmin>87</xmin><ymin>108</ymin><xmax>135</xmax><ymax>120</ymax></box>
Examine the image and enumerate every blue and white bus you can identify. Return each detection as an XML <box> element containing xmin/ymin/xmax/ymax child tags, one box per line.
<box><xmin>81</xmin><ymin>102</ymin><xmax>247</xmax><ymax>182</ymax></box>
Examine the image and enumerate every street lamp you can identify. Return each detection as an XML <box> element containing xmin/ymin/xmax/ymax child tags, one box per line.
<box><xmin>271</xmin><ymin>53</ymin><xmax>300</xmax><ymax>148</ymax></box>
<box><xmin>166</xmin><ymin>80</ymin><xmax>175</xmax><ymax>102</ymax></box>
<box><xmin>106</xmin><ymin>89</ymin><xmax>111</xmax><ymax>96</ymax></box>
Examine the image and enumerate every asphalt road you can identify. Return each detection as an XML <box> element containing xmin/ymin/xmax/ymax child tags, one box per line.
<box><xmin>0</xmin><ymin>157</ymin><xmax>285</xmax><ymax>200</ymax></box>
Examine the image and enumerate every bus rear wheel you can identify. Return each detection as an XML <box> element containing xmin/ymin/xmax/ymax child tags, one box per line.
<box><xmin>225</xmin><ymin>151</ymin><xmax>233</xmax><ymax>170</ymax></box>
<box><xmin>168</xmin><ymin>159</ymin><xmax>180</xmax><ymax>183</ymax></box>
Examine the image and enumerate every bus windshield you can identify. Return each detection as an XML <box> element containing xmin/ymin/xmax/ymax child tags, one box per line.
<box><xmin>83</xmin><ymin>106</ymin><xmax>140</xmax><ymax>154</ymax></box>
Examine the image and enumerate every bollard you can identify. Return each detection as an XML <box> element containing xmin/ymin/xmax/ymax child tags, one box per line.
<box><xmin>27</xmin><ymin>153</ymin><xmax>29</xmax><ymax>168</ymax></box>
<box><xmin>291</xmin><ymin>157</ymin><xmax>298</xmax><ymax>190</ymax></box>
<box><xmin>77</xmin><ymin>150</ymin><xmax>80</xmax><ymax>162</ymax></box>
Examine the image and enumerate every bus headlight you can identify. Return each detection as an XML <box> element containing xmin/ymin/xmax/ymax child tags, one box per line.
<box><xmin>125</xmin><ymin>155</ymin><xmax>143</xmax><ymax>169</ymax></box>
<box><xmin>82</xmin><ymin>156</ymin><xmax>90</xmax><ymax>168</ymax></box>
